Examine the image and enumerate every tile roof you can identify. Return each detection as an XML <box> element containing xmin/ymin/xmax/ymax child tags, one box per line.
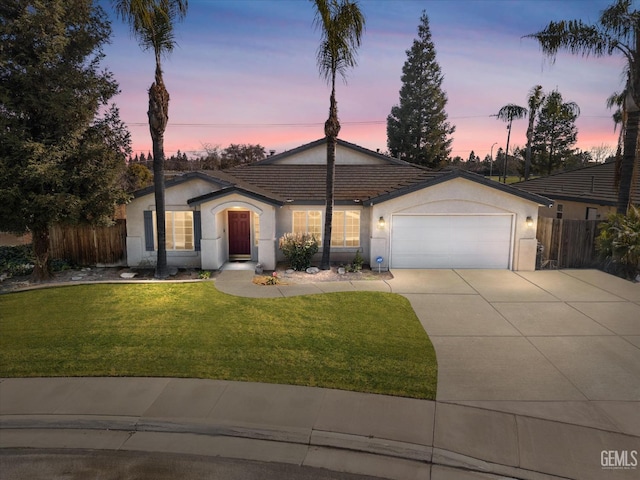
<box><xmin>222</xmin><ymin>163</ymin><xmax>441</xmax><ymax>203</ymax></box>
<box><xmin>512</xmin><ymin>161</ymin><xmax>640</xmax><ymax>206</ymax></box>
<box><xmin>133</xmin><ymin>140</ymin><xmax>551</xmax><ymax>207</ymax></box>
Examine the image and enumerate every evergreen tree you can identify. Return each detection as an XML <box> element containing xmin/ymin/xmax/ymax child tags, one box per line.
<box><xmin>530</xmin><ymin>90</ymin><xmax>580</xmax><ymax>175</ymax></box>
<box><xmin>0</xmin><ymin>0</ymin><xmax>130</xmax><ymax>281</ymax></box>
<box><xmin>387</xmin><ymin>11</ymin><xmax>455</xmax><ymax>168</ymax></box>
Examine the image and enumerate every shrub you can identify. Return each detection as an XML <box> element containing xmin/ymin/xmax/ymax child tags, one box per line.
<box><xmin>0</xmin><ymin>244</ymin><xmax>34</xmax><ymax>277</ymax></box>
<box><xmin>352</xmin><ymin>250</ymin><xmax>364</xmax><ymax>271</ymax></box>
<box><xmin>596</xmin><ymin>205</ymin><xmax>640</xmax><ymax>280</ymax></box>
<box><xmin>279</xmin><ymin>232</ymin><xmax>319</xmax><ymax>271</ymax></box>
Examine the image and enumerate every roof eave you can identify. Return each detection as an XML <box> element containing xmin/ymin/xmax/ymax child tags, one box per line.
<box><xmin>187</xmin><ymin>186</ymin><xmax>284</xmax><ymax>207</ymax></box>
<box><xmin>132</xmin><ymin>171</ymin><xmax>231</xmax><ymax>198</ymax></box>
<box><xmin>365</xmin><ymin>170</ymin><xmax>553</xmax><ymax>207</ymax></box>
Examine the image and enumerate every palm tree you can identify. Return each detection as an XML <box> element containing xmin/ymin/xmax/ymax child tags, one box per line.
<box><xmin>526</xmin><ymin>0</ymin><xmax>639</xmax><ymax>214</ymax></box>
<box><xmin>525</xmin><ymin>85</ymin><xmax>545</xmax><ymax>180</ymax></box>
<box><xmin>495</xmin><ymin>104</ymin><xmax>527</xmax><ymax>183</ymax></box>
<box><xmin>113</xmin><ymin>0</ymin><xmax>188</xmax><ymax>278</ymax></box>
<box><xmin>312</xmin><ymin>0</ymin><xmax>365</xmax><ymax>270</ymax></box>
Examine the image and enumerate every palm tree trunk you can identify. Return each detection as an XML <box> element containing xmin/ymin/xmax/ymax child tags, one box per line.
<box><xmin>525</xmin><ymin>118</ymin><xmax>534</xmax><ymax>180</ymax></box>
<box><xmin>503</xmin><ymin>121</ymin><xmax>512</xmax><ymax>183</ymax></box>
<box><xmin>618</xmin><ymin>108</ymin><xmax>638</xmax><ymax>214</ymax></box>
<box><xmin>320</xmin><ymin>84</ymin><xmax>340</xmax><ymax>270</ymax></box>
<box><xmin>31</xmin><ymin>226</ymin><xmax>52</xmax><ymax>282</ymax></box>
<box><xmin>149</xmin><ymin>65</ymin><xmax>170</xmax><ymax>279</ymax></box>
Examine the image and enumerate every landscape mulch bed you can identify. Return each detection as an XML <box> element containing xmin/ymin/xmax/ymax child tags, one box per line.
<box><xmin>1</xmin><ymin>265</ymin><xmax>393</xmax><ymax>293</ymax></box>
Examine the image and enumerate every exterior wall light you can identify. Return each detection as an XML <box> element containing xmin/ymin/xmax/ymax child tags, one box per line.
<box><xmin>378</xmin><ymin>216</ymin><xmax>386</xmax><ymax>229</ymax></box>
<box><xmin>526</xmin><ymin>216</ymin><xmax>534</xmax><ymax>227</ymax></box>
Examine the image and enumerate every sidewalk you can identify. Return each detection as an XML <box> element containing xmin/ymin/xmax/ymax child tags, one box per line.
<box><xmin>1</xmin><ymin>376</ymin><xmax>638</xmax><ymax>480</ymax></box>
<box><xmin>1</xmin><ymin>266</ymin><xmax>639</xmax><ymax>479</ymax></box>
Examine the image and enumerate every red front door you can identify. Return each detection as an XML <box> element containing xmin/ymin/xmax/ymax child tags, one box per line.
<box><xmin>228</xmin><ymin>211</ymin><xmax>251</xmax><ymax>257</ymax></box>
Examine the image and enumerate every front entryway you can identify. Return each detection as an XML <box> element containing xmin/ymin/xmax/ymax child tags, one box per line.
<box><xmin>228</xmin><ymin>210</ymin><xmax>251</xmax><ymax>260</ymax></box>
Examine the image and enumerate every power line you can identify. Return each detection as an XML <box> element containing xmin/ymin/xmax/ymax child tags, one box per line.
<box><xmin>125</xmin><ymin>114</ymin><xmax>612</xmax><ymax>128</ymax></box>
<box><xmin>126</xmin><ymin>120</ymin><xmax>387</xmax><ymax>128</ymax></box>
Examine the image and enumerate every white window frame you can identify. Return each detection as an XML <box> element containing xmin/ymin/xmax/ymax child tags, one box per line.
<box><xmin>331</xmin><ymin>210</ymin><xmax>360</xmax><ymax>247</ymax></box>
<box><xmin>153</xmin><ymin>211</ymin><xmax>195</xmax><ymax>251</ymax></box>
<box><xmin>291</xmin><ymin>210</ymin><xmax>360</xmax><ymax>248</ymax></box>
<box><xmin>292</xmin><ymin>210</ymin><xmax>323</xmax><ymax>241</ymax></box>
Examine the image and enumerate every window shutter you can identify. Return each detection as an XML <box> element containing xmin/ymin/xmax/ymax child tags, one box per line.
<box><xmin>143</xmin><ymin>211</ymin><xmax>154</xmax><ymax>251</ymax></box>
<box><xmin>193</xmin><ymin>210</ymin><xmax>202</xmax><ymax>252</ymax></box>
<box><xmin>193</xmin><ymin>211</ymin><xmax>202</xmax><ymax>251</ymax></box>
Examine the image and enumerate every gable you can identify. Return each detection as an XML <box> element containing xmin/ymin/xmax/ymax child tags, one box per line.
<box><xmin>132</xmin><ymin>172</ymin><xmax>230</xmax><ymax>201</ymax></box>
<box><xmin>365</xmin><ymin>169</ymin><xmax>551</xmax><ymax>207</ymax></box>
<box><xmin>258</xmin><ymin>138</ymin><xmax>404</xmax><ymax>166</ymax></box>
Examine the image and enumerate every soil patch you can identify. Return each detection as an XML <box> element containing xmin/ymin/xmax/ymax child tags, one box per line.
<box><xmin>0</xmin><ymin>267</ymin><xmax>209</xmax><ymax>293</ymax></box>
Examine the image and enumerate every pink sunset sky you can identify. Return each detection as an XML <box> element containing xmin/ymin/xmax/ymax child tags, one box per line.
<box><xmin>99</xmin><ymin>0</ymin><xmax>623</xmax><ymax>161</ymax></box>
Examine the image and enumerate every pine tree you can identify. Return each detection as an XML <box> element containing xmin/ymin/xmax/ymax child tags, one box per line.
<box><xmin>530</xmin><ymin>90</ymin><xmax>580</xmax><ymax>175</ymax></box>
<box><xmin>0</xmin><ymin>0</ymin><xmax>129</xmax><ymax>280</ymax></box>
<box><xmin>387</xmin><ymin>11</ymin><xmax>455</xmax><ymax>168</ymax></box>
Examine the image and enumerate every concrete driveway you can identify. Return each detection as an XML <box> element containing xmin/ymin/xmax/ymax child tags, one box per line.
<box><xmin>388</xmin><ymin>268</ymin><xmax>640</xmax><ymax>435</ymax></box>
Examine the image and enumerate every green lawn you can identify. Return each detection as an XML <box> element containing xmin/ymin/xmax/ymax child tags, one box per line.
<box><xmin>0</xmin><ymin>283</ymin><xmax>437</xmax><ymax>399</ymax></box>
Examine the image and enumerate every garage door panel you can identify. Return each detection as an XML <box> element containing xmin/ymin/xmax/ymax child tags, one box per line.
<box><xmin>391</xmin><ymin>215</ymin><xmax>512</xmax><ymax>269</ymax></box>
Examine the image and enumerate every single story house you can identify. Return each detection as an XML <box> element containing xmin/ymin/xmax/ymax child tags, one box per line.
<box><xmin>513</xmin><ymin>161</ymin><xmax>639</xmax><ymax>220</ymax></box>
<box><xmin>126</xmin><ymin>138</ymin><xmax>551</xmax><ymax>271</ymax></box>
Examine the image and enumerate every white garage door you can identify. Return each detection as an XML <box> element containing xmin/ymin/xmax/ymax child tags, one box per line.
<box><xmin>391</xmin><ymin>215</ymin><xmax>513</xmax><ymax>269</ymax></box>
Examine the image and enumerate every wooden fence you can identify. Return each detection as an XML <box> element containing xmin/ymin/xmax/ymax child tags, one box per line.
<box><xmin>49</xmin><ymin>220</ymin><xmax>127</xmax><ymax>266</ymax></box>
<box><xmin>536</xmin><ymin>217</ymin><xmax>602</xmax><ymax>269</ymax></box>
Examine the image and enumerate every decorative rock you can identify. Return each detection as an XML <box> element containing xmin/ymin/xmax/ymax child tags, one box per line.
<box><xmin>71</xmin><ymin>276</ymin><xmax>84</xmax><ymax>281</ymax></box>
<box><xmin>255</xmin><ymin>264</ymin><xmax>263</xmax><ymax>274</ymax></box>
<box><xmin>285</xmin><ymin>269</ymin><xmax>294</xmax><ymax>274</ymax></box>
<box><xmin>306</xmin><ymin>267</ymin><xmax>320</xmax><ymax>274</ymax></box>
<box><xmin>168</xmin><ymin>266</ymin><xmax>179</xmax><ymax>276</ymax></box>
<box><xmin>120</xmin><ymin>272</ymin><xmax>137</xmax><ymax>279</ymax></box>
<box><xmin>338</xmin><ymin>267</ymin><xmax>346</xmax><ymax>275</ymax></box>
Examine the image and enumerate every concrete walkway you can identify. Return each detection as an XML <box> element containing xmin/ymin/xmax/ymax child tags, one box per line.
<box><xmin>1</xmin><ymin>267</ymin><xmax>639</xmax><ymax>479</ymax></box>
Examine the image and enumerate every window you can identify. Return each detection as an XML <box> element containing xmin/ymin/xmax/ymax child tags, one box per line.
<box><xmin>556</xmin><ymin>204</ymin><xmax>563</xmax><ymax>220</ymax></box>
<box><xmin>586</xmin><ymin>207</ymin><xmax>598</xmax><ymax>220</ymax></box>
<box><xmin>152</xmin><ymin>211</ymin><xmax>194</xmax><ymax>251</ymax></box>
<box><xmin>254</xmin><ymin>212</ymin><xmax>260</xmax><ymax>246</ymax></box>
<box><xmin>291</xmin><ymin>210</ymin><xmax>360</xmax><ymax>247</ymax></box>
<box><xmin>331</xmin><ymin>210</ymin><xmax>360</xmax><ymax>247</ymax></box>
<box><xmin>292</xmin><ymin>211</ymin><xmax>322</xmax><ymax>240</ymax></box>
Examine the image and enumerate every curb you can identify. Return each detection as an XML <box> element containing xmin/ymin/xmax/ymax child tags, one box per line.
<box><xmin>1</xmin><ymin>415</ymin><xmax>572</xmax><ymax>480</ymax></box>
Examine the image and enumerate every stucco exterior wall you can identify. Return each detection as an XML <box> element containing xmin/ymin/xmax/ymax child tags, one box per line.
<box><xmin>273</xmin><ymin>143</ymin><xmax>389</xmax><ymax>166</ymax></box>
<box><xmin>275</xmin><ymin>204</ymin><xmax>369</xmax><ymax>266</ymax></box>
<box><xmin>125</xmin><ymin>179</ymin><xmax>218</xmax><ymax>268</ymax></box>
<box><xmin>369</xmin><ymin>178</ymin><xmax>541</xmax><ymax>271</ymax></box>
<box><xmin>537</xmin><ymin>199</ymin><xmax>613</xmax><ymax>220</ymax></box>
<box><xmin>198</xmin><ymin>194</ymin><xmax>278</xmax><ymax>270</ymax></box>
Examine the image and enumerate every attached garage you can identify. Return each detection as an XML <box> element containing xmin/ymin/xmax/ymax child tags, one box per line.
<box><xmin>390</xmin><ymin>214</ymin><xmax>514</xmax><ymax>269</ymax></box>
